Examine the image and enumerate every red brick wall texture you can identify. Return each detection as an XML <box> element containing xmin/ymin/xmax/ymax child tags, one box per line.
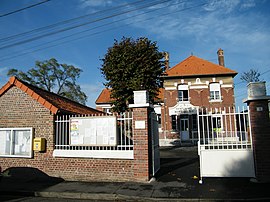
<box><xmin>0</xmin><ymin>86</ymin><xmax>149</xmax><ymax>182</ymax></box>
<box><xmin>248</xmin><ymin>100</ymin><xmax>270</xmax><ymax>182</ymax></box>
<box><xmin>161</xmin><ymin>87</ymin><xmax>235</xmax><ymax>135</ymax></box>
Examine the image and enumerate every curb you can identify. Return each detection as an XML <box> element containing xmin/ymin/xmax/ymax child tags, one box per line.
<box><xmin>2</xmin><ymin>190</ymin><xmax>270</xmax><ymax>202</ymax></box>
<box><xmin>32</xmin><ymin>192</ymin><xmax>270</xmax><ymax>201</ymax></box>
<box><xmin>3</xmin><ymin>191</ymin><xmax>270</xmax><ymax>202</ymax></box>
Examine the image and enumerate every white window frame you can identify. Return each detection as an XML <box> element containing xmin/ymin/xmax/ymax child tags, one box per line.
<box><xmin>209</xmin><ymin>83</ymin><xmax>221</xmax><ymax>101</ymax></box>
<box><xmin>178</xmin><ymin>84</ymin><xmax>189</xmax><ymax>102</ymax></box>
<box><xmin>0</xmin><ymin>127</ymin><xmax>33</xmax><ymax>158</ymax></box>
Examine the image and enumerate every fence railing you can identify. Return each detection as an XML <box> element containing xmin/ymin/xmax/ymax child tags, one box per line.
<box><xmin>53</xmin><ymin>112</ymin><xmax>134</xmax><ymax>159</ymax></box>
<box><xmin>197</xmin><ymin>106</ymin><xmax>252</xmax><ymax>150</ymax></box>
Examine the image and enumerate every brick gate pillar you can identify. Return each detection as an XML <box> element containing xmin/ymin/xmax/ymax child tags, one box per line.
<box><xmin>244</xmin><ymin>82</ymin><xmax>270</xmax><ymax>182</ymax></box>
<box><xmin>129</xmin><ymin>90</ymin><xmax>153</xmax><ymax>182</ymax></box>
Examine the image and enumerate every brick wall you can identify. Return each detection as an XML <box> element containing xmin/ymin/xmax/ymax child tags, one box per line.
<box><xmin>132</xmin><ymin>107</ymin><xmax>151</xmax><ymax>181</ymax></box>
<box><xmin>0</xmin><ymin>86</ymin><xmax>150</xmax><ymax>182</ymax></box>
<box><xmin>248</xmin><ymin>100</ymin><xmax>270</xmax><ymax>182</ymax></box>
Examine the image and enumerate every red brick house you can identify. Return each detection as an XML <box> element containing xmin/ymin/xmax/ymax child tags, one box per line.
<box><xmin>96</xmin><ymin>49</ymin><xmax>238</xmax><ymax>146</ymax></box>
<box><xmin>0</xmin><ymin>76</ymin><xmax>109</xmax><ymax>181</ymax></box>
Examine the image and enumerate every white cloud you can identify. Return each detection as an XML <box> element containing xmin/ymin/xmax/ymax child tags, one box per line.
<box><xmin>0</xmin><ymin>67</ymin><xmax>9</xmax><ymax>88</ymax></box>
<box><xmin>125</xmin><ymin>0</ymin><xmax>268</xmax><ymax>50</ymax></box>
<box><xmin>203</xmin><ymin>0</ymin><xmax>241</xmax><ymax>13</ymax></box>
<box><xmin>240</xmin><ymin>0</ymin><xmax>256</xmax><ymax>10</ymax></box>
<box><xmin>79</xmin><ymin>0</ymin><xmax>113</xmax><ymax>9</ymax></box>
<box><xmin>0</xmin><ymin>67</ymin><xmax>9</xmax><ymax>78</ymax></box>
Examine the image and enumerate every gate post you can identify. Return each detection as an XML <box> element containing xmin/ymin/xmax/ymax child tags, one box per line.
<box><xmin>244</xmin><ymin>82</ymin><xmax>270</xmax><ymax>182</ymax></box>
<box><xmin>129</xmin><ymin>90</ymin><xmax>153</xmax><ymax>182</ymax></box>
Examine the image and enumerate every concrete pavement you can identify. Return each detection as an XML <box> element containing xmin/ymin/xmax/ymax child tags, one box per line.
<box><xmin>1</xmin><ymin>146</ymin><xmax>270</xmax><ymax>201</ymax></box>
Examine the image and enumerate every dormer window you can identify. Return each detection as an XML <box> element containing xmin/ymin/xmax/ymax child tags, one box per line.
<box><xmin>209</xmin><ymin>83</ymin><xmax>221</xmax><ymax>100</ymax></box>
<box><xmin>178</xmin><ymin>84</ymin><xmax>189</xmax><ymax>102</ymax></box>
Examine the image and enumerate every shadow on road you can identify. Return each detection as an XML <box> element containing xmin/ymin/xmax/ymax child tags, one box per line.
<box><xmin>0</xmin><ymin>167</ymin><xmax>64</xmax><ymax>201</ymax></box>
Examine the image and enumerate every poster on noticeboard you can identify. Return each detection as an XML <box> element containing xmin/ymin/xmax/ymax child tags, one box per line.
<box><xmin>70</xmin><ymin>116</ymin><xmax>117</xmax><ymax>146</ymax></box>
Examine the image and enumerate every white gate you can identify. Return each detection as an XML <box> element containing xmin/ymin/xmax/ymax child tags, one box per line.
<box><xmin>150</xmin><ymin>112</ymin><xmax>160</xmax><ymax>176</ymax></box>
<box><xmin>197</xmin><ymin>107</ymin><xmax>255</xmax><ymax>184</ymax></box>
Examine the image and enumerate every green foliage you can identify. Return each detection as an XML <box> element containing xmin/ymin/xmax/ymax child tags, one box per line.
<box><xmin>100</xmin><ymin>37</ymin><xmax>165</xmax><ymax>112</ymax></box>
<box><xmin>240</xmin><ymin>68</ymin><xmax>261</xmax><ymax>83</ymax></box>
<box><xmin>7</xmin><ymin>58</ymin><xmax>87</xmax><ymax>105</ymax></box>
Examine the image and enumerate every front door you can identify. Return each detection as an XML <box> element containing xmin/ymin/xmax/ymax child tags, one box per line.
<box><xmin>180</xmin><ymin>118</ymin><xmax>189</xmax><ymax>141</ymax></box>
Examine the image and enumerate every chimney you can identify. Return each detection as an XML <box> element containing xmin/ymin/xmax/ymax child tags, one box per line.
<box><xmin>164</xmin><ymin>52</ymin><xmax>169</xmax><ymax>70</ymax></box>
<box><xmin>217</xmin><ymin>48</ymin><xmax>225</xmax><ymax>66</ymax></box>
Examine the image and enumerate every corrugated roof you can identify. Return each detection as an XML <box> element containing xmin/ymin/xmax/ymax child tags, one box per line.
<box><xmin>0</xmin><ymin>76</ymin><xmax>102</xmax><ymax>115</ymax></box>
<box><xmin>95</xmin><ymin>88</ymin><xmax>164</xmax><ymax>104</ymax></box>
<box><xmin>165</xmin><ymin>55</ymin><xmax>237</xmax><ymax>77</ymax></box>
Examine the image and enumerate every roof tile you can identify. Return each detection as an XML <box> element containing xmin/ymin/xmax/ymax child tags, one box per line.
<box><xmin>95</xmin><ymin>88</ymin><xmax>112</xmax><ymax>104</ymax></box>
<box><xmin>165</xmin><ymin>55</ymin><xmax>237</xmax><ymax>77</ymax></box>
<box><xmin>96</xmin><ymin>88</ymin><xmax>164</xmax><ymax>104</ymax></box>
<box><xmin>0</xmin><ymin>77</ymin><xmax>102</xmax><ymax>115</ymax></box>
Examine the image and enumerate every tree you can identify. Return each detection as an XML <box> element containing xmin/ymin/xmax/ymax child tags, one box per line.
<box><xmin>100</xmin><ymin>37</ymin><xmax>165</xmax><ymax>112</ymax></box>
<box><xmin>7</xmin><ymin>58</ymin><xmax>87</xmax><ymax>105</ymax></box>
<box><xmin>240</xmin><ymin>68</ymin><xmax>261</xmax><ymax>83</ymax></box>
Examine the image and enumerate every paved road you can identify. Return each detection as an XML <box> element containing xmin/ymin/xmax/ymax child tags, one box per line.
<box><xmin>1</xmin><ymin>146</ymin><xmax>270</xmax><ymax>201</ymax></box>
<box><xmin>0</xmin><ymin>195</ymin><xmax>112</xmax><ymax>202</ymax></box>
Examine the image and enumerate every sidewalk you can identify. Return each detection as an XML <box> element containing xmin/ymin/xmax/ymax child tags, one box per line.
<box><xmin>1</xmin><ymin>147</ymin><xmax>270</xmax><ymax>201</ymax></box>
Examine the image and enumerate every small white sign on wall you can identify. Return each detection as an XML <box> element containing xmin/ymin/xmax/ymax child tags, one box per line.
<box><xmin>135</xmin><ymin>120</ymin><xmax>146</xmax><ymax>129</ymax></box>
<box><xmin>256</xmin><ymin>107</ymin><xmax>263</xmax><ymax>112</ymax></box>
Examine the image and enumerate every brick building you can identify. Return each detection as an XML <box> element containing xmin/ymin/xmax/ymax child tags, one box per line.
<box><xmin>0</xmin><ymin>77</ymin><xmax>114</xmax><ymax>181</ymax></box>
<box><xmin>96</xmin><ymin>49</ymin><xmax>238</xmax><ymax>146</ymax></box>
<box><xmin>0</xmin><ymin>76</ymin><xmax>157</xmax><ymax>182</ymax></box>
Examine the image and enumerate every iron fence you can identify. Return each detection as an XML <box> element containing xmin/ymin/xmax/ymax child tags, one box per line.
<box><xmin>54</xmin><ymin>112</ymin><xmax>133</xmax><ymax>151</ymax></box>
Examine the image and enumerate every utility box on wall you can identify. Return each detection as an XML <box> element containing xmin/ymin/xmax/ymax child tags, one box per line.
<box><xmin>33</xmin><ymin>138</ymin><xmax>46</xmax><ymax>152</ymax></box>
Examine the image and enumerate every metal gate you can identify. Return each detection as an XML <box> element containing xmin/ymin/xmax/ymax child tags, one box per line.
<box><xmin>197</xmin><ymin>107</ymin><xmax>255</xmax><ymax>184</ymax></box>
<box><xmin>150</xmin><ymin>112</ymin><xmax>160</xmax><ymax>176</ymax></box>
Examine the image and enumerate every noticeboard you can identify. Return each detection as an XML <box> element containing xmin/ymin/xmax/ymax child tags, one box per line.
<box><xmin>70</xmin><ymin>116</ymin><xmax>117</xmax><ymax>146</ymax></box>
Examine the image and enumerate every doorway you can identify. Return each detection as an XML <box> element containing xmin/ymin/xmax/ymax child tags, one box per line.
<box><xmin>180</xmin><ymin>118</ymin><xmax>189</xmax><ymax>141</ymax></box>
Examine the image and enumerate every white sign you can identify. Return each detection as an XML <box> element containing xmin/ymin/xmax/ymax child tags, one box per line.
<box><xmin>135</xmin><ymin>121</ymin><xmax>146</xmax><ymax>129</ymax></box>
<box><xmin>70</xmin><ymin>116</ymin><xmax>117</xmax><ymax>146</ymax></box>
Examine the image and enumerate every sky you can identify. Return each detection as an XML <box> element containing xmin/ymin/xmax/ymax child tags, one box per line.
<box><xmin>0</xmin><ymin>0</ymin><xmax>269</xmax><ymax>108</ymax></box>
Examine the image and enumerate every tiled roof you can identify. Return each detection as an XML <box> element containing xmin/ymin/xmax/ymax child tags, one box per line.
<box><xmin>165</xmin><ymin>55</ymin><xmax>237</xmax><ymax>77</ymax></box>
<box><xmin>0</xmin><ymin>76</ymin><xmax>102</xmax><ymax>115</ymax></box>
<box><xmin>95</xmin><ymin>88</ymin><xmax>113</xmax><ymax>104</ymax></box>
<box><xmin>95</xmin><ymin>88</ymin><xmax>164</xmax><ymax>104</ymax></box>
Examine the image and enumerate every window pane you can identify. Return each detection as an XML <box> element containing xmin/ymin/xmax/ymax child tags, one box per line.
<box><xmin>209</xmin><ymin>83</ymin><xmax>221</xmax><ymax>100</ymax></box>
<box><xmin>178</xmin><ymin>90</ymin><xmax>188</xmax><ymax>101</ymax></box>
<box><xmin>0</xmin><ymin>130</ymin><xmax>11</xmax><ymax>155</ymax></box>
<box><xmin>157</xmin><ymin>114</ymin><xmax>161</xmax><ymax>128</ymax></box>
<box><xmin>178</xmin><ymin>90</ymin><xmax>183</xmax><ymax>101</ymax></box>
<box><xmin>0</xmin><ymin>128</ymin><xmax>32</xmax><ymax>158</ymax></box>
<box><xmin>210</xmin><ymin>91</ymin><xmax>215</xmax><ymax>99</ymax></box>
<box><xmin>183</xmin><ymin>90</ymin><xmax>188</xmax><ymax>101</ymax></box>
<box><xmin>213</xmin><ymin>117</ymin><xmax>222</xmax><ymax>129</ymax></box>
<box><xmin>14</xmin><ymin>130</ymin><xmax>31</xmax><ymax>156</ymax></box>
<box><xmin>215</xmin><ymin>91</ymin><xmax>220</xmax><ymax>99</ymax></box>
<box><xmin>171</xmin><ymin>115</ymin><xmax>176</xmax><ymax>130</ymax></box>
